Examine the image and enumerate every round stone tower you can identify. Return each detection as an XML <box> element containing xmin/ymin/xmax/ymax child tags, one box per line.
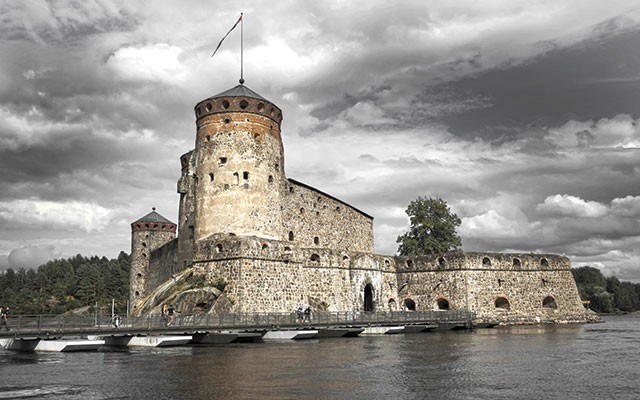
<box><xmin>192</xmin><ymin>83</ymin><xmax>285</xmax><ymax>240</ymax></box>
<box><xmin>130</xmin><ymin>208</ymin><xmax>176</xmax><ymax>308</ymax></box>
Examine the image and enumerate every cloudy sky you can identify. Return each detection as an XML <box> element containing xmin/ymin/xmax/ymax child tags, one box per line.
<box><xmin>1</xmin><ymin>1</ymin><xmax>639</xmax><ymax>281</ymax></box>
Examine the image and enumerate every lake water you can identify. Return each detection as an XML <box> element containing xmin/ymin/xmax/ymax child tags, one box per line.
<box><xmin>1</xmin><ymin>314</ymin><xmax>638</xmax><ymax>400</ymax></box>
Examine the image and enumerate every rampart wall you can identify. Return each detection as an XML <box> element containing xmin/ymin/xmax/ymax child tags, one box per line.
<box><xmin>147</xmin><ymin>238</ymin><xmax>179</xmax><ymax>296</ymax></box>
<box><xmin>185</xmin><ymin>234</ymin><xmax>588</xmax><ymax>323</ymax></box>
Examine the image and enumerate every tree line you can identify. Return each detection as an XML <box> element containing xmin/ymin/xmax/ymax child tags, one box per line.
<box><xmin>0</xmin><ymin>252</ymin><xmax>130</xmax><ymax>315</ymax></box>
<box><xmin>572</xmin><ymin>266</ymin><xmax>640</xmax><ymax>313</ymax></box>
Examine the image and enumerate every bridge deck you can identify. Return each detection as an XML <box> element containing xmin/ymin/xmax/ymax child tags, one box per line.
<box><xmin>0</xmin><ymin>310</ymin><xmax>475</xmax><ymax>339</ymax></box>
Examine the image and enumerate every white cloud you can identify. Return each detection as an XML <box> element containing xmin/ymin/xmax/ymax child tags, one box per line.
<box><xmin>611</xmin><ymin>195</ymin><xmax>640</xmax><ymax>217</ymax></box>
<box><xmin>536</xmin><ymin>194</ymin><xmax>609</xmax><ymax>218</ymax></box>
<box><xmin>0</xmin><ymin>200</ymin><xmax>111</xmax><ymax>232</ymax></box>
<box><xmin>341</xmin><ymin>101</ymin><xmax>395</xmax><ymax>126</ymax></box>
<box><xmin>547</xmin><ymin>114</ymin><xmax>640</xmax><ymax>149</ymax></box>
<box><xmin>106</xmin><ymin>43</ymin><xmax>185</xmax><ymax>84</ymax></box>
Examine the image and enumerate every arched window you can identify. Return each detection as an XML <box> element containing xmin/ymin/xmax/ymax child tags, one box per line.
<box><xmin>495</xmin><ymin>296</ymin><xmax>511</xmax><ymax>310</ymax></box>
<box><xmin>436</xmin><ymin>298</ymin><xmax>450</xmax><ymax>310</ymax></box>
<box><xmin>215</xmin><ymin>244</ymin><xmax>223</xmax><ymax>253</ymax></box>
<box><xmin>310</xmin><ymin>253</ymin><xmax>320</xmax><ymax>262</ymax></box>
<box><xmin>540</xmin><ymin>258</ymin><xmax>549</xmax><ymax>267</ymax></box>
<box><xmin>404</xmin><ymin>298</ymin><xmax>416</xmax><ymax>311</ymax></box>
<box><xmin>313</xmin><ymin>236</ymin><xmax>319</xmax><ymax>245</ymax></box>
<box><xmin>513</xmin><ymin>258</ymin><xmax>521</xmax><ymax>267</ymax></box>
<box><xmin>288</xmin><ymin>231</ymin><xmax>294</xmax><ymax>241</ymax></box>
<box><xmin>542</xmin><ymin>296</ymin><xmax>557</xmax><ymax>309</ymax></box>
<box><xmin>482</xmin><ymin>257</ymin><xmax>492</xmax><ymax>266</ymax></box>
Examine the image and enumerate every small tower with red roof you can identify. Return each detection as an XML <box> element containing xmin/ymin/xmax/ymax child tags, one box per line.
<box><xmin>130</xmin><ymin>208</ymin><xmax>176</xmax><ymax>307</ymax></box>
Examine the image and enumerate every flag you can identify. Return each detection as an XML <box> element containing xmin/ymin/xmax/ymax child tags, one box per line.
<box><xmin>211</xmin><ymin>14</ymin><xmax>243</xmax><ymax>57</ymax></box>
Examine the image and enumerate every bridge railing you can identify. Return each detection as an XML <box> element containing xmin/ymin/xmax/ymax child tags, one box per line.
<box><xmin>1</xmin><ymin>310</ymin><xmax>475</xmax><ymax>336</ymax></box>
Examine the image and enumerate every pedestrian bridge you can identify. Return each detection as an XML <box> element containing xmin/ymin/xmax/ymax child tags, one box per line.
<box><xmin>0</xmin><ymin>310</ymin><xmax>477</xmax><ymax>339</ymax></box>
<box><xmin>0</xmin><ymin>310</ymin><xmax>489</xmax><ymax>352</ymax></box>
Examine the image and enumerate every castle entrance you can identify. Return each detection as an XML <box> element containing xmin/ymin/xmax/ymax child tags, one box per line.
<box><xmin>364</xmin><ymin>284</ymin><xmax>374</xmax><ymax>312</ymax></box>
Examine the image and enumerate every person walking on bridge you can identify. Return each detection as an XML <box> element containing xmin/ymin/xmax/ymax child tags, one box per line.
<box><xmin>167</xmin><ymin>304</ymin><xmax>176</xmax><ymax>326</ymax></box>
<box><xmin>0</xmin><ymin>306</ymin><xmax>9</xmax><ymax>331</ymax></box>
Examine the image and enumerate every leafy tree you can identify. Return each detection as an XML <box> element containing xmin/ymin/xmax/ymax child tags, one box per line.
<box><xmin>396</xmin><ymin>196</ymin><xmax>462</xmax><ymax>256</ymax></box>
<box><xmin>606</xmin><ymin>277</ymin><xmax>639</xmax><ymax>312</ymax></box>
<box><xmin>572</xmin><ymin>266</ymin><xmax>607</xmax><ymax>289</ymax></box>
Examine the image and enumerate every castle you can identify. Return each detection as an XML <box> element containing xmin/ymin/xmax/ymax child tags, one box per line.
<box><xmin>129</xmin><ymin>82</ymin><xmax>593</xmax><ymax>324</ymax></box>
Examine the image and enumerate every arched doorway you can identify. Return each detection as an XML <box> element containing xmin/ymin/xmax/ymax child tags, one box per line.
<box><xmin>364</xmin><ymin>284</ymin><xmax>374</xmax><ymax>312</ymax></box>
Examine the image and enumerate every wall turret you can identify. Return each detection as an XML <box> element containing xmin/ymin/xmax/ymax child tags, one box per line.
<box><xmin>130</xmin><ymin>208</ymin><xmax>176</xmax><ymax>307</ymax></box>
<box><xmin>192</xmin><ymin>84</ymin><xmax>285</xmax><ymax>240</ymax></box>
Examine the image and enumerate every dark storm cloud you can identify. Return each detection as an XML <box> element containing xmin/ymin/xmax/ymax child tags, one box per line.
<box><xmin>438</xmin><ymin>26</ymin><xmax>640</xmax><ymax>139</ymax></box>
<box><xmin>0</xmin><ymin>0</ymin><xmax>137</xmax><ymax>44</ymax></box>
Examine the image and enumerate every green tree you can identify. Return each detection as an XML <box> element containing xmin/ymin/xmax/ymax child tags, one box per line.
<box><xmin>572</xmin><ymin>266</ymin><xmax>607</xmax><ymax>289</ymax></box>
<box><xmin>606</xmin><ymin>277</ymin><xmax>639</xmax><ymax>312</ymax></box>
<box><xmin>396</xmin><ymin>196</ymin><xmax>462</xmax><ymax>256</ymax></box>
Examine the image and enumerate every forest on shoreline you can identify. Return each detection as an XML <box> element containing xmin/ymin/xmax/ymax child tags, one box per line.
<box><xmin>0</xmin><ymin>254</ymin><xmax>638</xmax><ymax>315</ymax></box>
<box><xmin>0</xmin><ymin>252</ymin><xmax>130</xmax><ymax>315</ymax></box>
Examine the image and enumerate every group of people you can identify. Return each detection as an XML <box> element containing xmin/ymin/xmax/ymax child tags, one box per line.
<box><xmin>295</xmin><ymin>305</ymin><xmax>312</xmax><ymax>323</ymax></box>
<box><xmin>161</xmin><ymin>304</ymin><xmax>177</xmax><ymax>326</ymax></box>
<box><xmin>0</xmin><ymin>306</ymin><xmax>9</xmax><ymax>331</ymax></box>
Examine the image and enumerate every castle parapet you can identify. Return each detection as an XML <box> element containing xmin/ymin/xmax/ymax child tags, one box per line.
<box><xmin>396</xmin><ymin>252</ymin><xmax>571</xmax><ymax>272</ymax></box>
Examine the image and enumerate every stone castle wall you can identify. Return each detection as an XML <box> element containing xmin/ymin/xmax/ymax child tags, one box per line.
<box><xmin>395</xmin><ymin>253</ymin><xmax>586</xmax><ymax>323</ymax></box>
<box><xmin>282</xmin><ymin>179</ymin><xmax>374</xmax><ymax>253</ymax></box>
<box><xmin>184</xmin><ymin>234</ymin><xmax>587</xmax><ymax>323</ymax></box>
<box><xmin>177</xmin><ymin>150</ymin><xmax>196</xmax><ymax>269</ymax></box>
<box><xmin>147</xmin><ymin>238</ymin><xmax>179</xmax><ymax>296</ymax></box>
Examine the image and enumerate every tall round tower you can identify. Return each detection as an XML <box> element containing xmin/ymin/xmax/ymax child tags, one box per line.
<box><xmin>130</xmin><ymin>208</ymin><xmax>176</xmax><ymax>308</ymax></box>
<box><xmin>192</xmin><ymin>84</ymin><xmax>285</xmax><ymax>240</ymax></box>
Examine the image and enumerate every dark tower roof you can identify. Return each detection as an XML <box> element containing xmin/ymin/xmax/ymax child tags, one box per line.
<box><xmin>133</xmin><ymin>207</ymin><xmax>175</xmax><ymax>225</ymax></box>
<box><xmin>211</xmin><ymin>84</ymin><xmax>268</xmax><ymax>101</ymax></box>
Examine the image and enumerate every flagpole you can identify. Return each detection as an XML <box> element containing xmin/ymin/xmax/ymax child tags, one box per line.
<box><xmin>240</xmin><ymin>12</ymin><xmax>244</xmax><ymax>85</ymax></box>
